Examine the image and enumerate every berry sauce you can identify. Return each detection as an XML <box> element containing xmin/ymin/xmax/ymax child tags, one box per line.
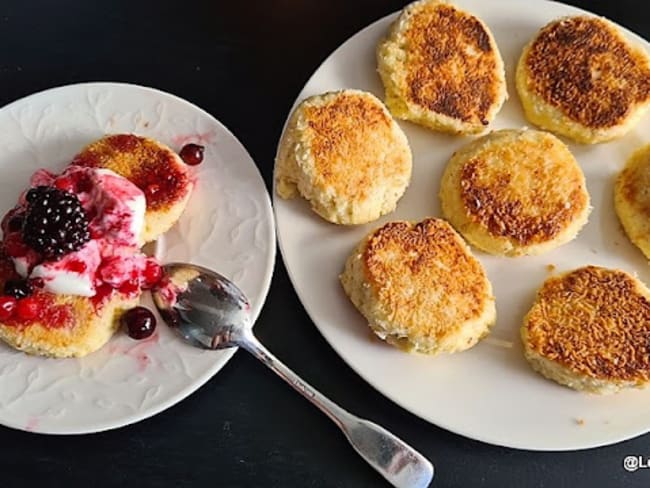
<box><xmin>0</xmin><ymin>241</ymin><xmax>72</xmax><ymax>328</ymax></box>
<box><xmin>0</xmin><ymin>291</ymin><xmax>73</xmax><ymax>329</ymax></box>
<box><xmin>91</xmin><ymin>284</ymin><xmax>115</xmax><ymax>310</ymax></box>
<box><xmin>105</xmin><ymin>134</ymin><xmax>139</xmax><ymax>152</ymax></box>
<box><xmin>130</xmin><ymin>161</ymin><xmax>189</xmax><ymax>211</ymax></box>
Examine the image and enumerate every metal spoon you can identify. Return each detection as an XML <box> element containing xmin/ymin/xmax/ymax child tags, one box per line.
<box><xmin>152</xmin><ymin>263</ymin><xmax>434</xmax><ymax>488</ymax></box>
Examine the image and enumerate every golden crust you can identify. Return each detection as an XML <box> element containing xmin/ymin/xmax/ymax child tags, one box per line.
<box><xmin>517</xmin><ymin>16</ymin><xmax>650</xmax><ymax>143</ymax></box>
<box><xmin>377</xmin><ymin>0</ymin><xmax>507</xmax><ymax>134</ymax></box>
<box><xmin>340</xmin><ymin>218</ymin><xmax>496</xmax><ymax>354</ymax></box>
<box><xmin>304</xmin><ymin>93</ymin><xmax>398</xmax><ymax>196</ymax></box>
<box><xmin>275</xmin><ymin>90</ymin><xmax>412</xmax><ymax>225</ymax></box>
<box><xmin>522</xmin><ymin>266</ymin><xmax>650</xmax><ymax>391</ymax></box>
<box><xmin>73</xmin><ymin>134</ymin><xmax>193</xmax><ymax>242</ymax></box>
<box><xmin>615</xmin><ymin>144</ymin><xmax>650</xmax><ymax>259</ymax></box>
<box><xmin>440</xmin><ymin>129</ymin><xmax>590</xmax><ymax>256</ymax></box>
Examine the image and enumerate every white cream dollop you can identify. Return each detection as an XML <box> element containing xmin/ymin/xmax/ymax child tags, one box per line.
<box><xmin>29</xmin><ymin>241</ymin><xmax>101</xmax><ymax>296</ymax></box>
<box><xmin>12</xmin><ymin>166</ymin><xmax>147</xmax><ymax>297</ymax></box>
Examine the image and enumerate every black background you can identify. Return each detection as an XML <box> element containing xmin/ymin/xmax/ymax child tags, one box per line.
<box><xmin>1</xmin><ymin>1</ymin><xmax>650</xmax><ymax>487</ymax></box>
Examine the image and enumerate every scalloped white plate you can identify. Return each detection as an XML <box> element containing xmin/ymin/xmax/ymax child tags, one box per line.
<box><xmin>0</xmin><ymin>82</ymin><xmax>275</xmax><ymax>434</ymax></box>
<box><xmin>274</xmin><ymin>0</ymin><xmax>650</xmax><ymax>450</ymax></box>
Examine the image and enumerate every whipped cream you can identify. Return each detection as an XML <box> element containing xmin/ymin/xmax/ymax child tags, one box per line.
<box><xmin>29</xmin><ymin>240</ymin><xmax>101</xmax><ymax>296</ymax></box>
<box><xmin>85</xmin><ymin>168</ymin><xmax>146</xmax><ymax>248</ymax></box>
<box><xmin>11</xmin><ymin>165</ymin><xmax>149</xmax><ymax>297</ymax></box>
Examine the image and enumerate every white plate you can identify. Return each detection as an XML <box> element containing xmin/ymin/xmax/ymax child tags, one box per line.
<box><xmin>0</xmin><ymin>82</ymin><xmax>275</xmax><ymax>434</ymax></box>
<box><xmin>274</xmin><ymin>0</ymin><xmax>650</xmax><ymax>450</ymax></box>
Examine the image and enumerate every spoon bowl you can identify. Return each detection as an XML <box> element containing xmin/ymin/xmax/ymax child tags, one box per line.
<box><xmin>152</xmin><ymin>263</ymin><xmax>434</xmax><ymax>488</ymax></box>
<box><xmin>153</xmin><ymin>263</ymin><xmax>250</xmax><ymax>350</ymax></box>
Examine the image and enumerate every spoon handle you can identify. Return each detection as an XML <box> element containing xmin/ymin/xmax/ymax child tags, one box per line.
<box><xmin>238</xmin><ymin>331</ymin><xmax>434</xmax><ymax>488</ymax></box>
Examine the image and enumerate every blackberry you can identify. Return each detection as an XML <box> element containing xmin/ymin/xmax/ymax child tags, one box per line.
<box><xmin>22</xmin><ymin>186</ymin><xmax>90</xmax><ymax>259</ymax></box>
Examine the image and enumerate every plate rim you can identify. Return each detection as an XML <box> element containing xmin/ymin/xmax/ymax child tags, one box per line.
<box><xmin>0</xmin><ymin>81</ymin><xmax>277</xmax><ymax>435</ymax></box>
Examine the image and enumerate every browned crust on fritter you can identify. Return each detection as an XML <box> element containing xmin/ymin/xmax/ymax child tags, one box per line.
<box><xmin>460</xmin><ymin>161</ymin><xmax>586</xmax><ymax>245</ymax></box>
<box><xmin>304</xmin><ymin>94</ymin><xmax>398</xmax><ymax>199</ymax></box>
<box><xmin>457</xmin><ymin>133</ymin><xmax>588</xmax><ymax>245</ymax></box>
<box><xmin>524</xmin><ymin>266</ymin><xmax>650</xmax><ymax>382</ymax></box>
<box><xmin>522</xmin><ymin>16</ymin><xmax>650</xmax><ymax>129</ymax></box>
<box><xmin>362</xmin><ymin>218</ymin><xmax>490</xmax><ymax>337</ymax></box>
<box><xmin>403</xmin><ymin>3</ymin><xmax>501</xmax><ymax>125</ymax></box>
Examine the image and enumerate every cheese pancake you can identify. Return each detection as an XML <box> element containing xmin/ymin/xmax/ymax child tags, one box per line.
<box><xmin>73</xmin><ymin>134</ymin><xmax>193</xmax><ymax>243</ymax></box>
<box><xmin>275</xmin><ymin>90</ymin><xmax>412</xmax><ymax>225</ymax></box>
<box><xmin>340</xmin><ymin>218</ymin><xmax>495</xmax><ymax>354</ymax></box>
<box><xmin>522</xmin><ymin>266</ymin><xmax>650</xmax><ymax>394</ymax></box>
<box><xmin>615</xmin><ymin>143</ymin><xmax>650</xmax><ymax>259</ymax></box>
<box><xmin>440</xmin><ymin>129</ymin><xmax>590</xmax><ymax>256</ymax></box>
<box><xmin>516</xmin><ymin>16</ymin><xmax>650</xmax><ymax>143</ymax></box>
<box><xmin>377</xmin><ymin>0</ymin><xmax>507</xmax><ymax>134</ymax></box>
<box><xmin>0</xmin><ymin>244</ymin><xmax>140</xmax><ymax>358</ymax></box>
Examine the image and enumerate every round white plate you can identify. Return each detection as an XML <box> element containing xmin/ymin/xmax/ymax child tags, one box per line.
<box><xmin>0</xmin><ymin>82</ymin><xmax>275</xmax><ymax>434</ymax></box>
<box><xmin>274</xmin><ymin>0</ymin><xmax>650</xmax><ymax>450</ymax></box>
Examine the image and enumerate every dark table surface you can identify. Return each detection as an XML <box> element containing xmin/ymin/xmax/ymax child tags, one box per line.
<box><xmin>1</xmin><ymin>1</ymin><xmax>650</xmax><ymax>487</ymax></box>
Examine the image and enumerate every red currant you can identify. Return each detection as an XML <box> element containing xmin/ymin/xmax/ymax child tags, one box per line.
<box><xmin>142</xmin><ymin>261</ymin><xmax>163</xmax><ymax>288</ymax></box>
<box><xmin>0</xmin><ymin>296</ymin><xmax>17</xmax><ymax>320</ymax></box>
<box><xmin>179</xmin><ymin>143</ymin><xmax>205</xmax><ymax>166</ymax></box>
<box><xmin>16</xmin><ymin>297</ymin><xmax>39</xmax><ymax>321</ymax></box>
